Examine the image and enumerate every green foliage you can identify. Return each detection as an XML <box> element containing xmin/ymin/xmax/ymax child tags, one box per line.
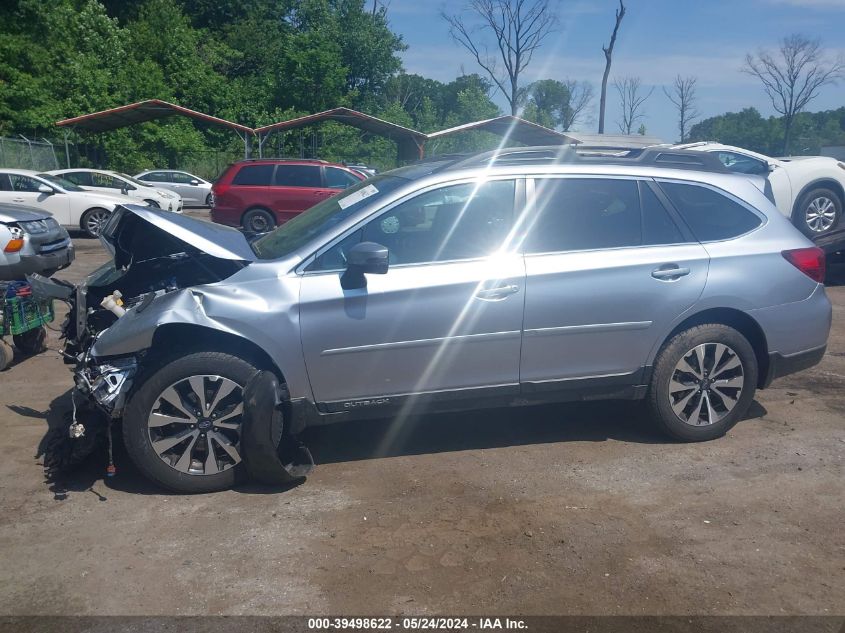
<box><xmin>688</xmin><ymin>107</ymin><xmax>845</xmax><ymax>155</ymax></box>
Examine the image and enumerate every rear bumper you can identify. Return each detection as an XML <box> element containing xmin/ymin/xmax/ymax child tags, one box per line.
<box><xmin>210</xmin><ymin>206</ymin><xmax>240</xmax><ymax>227</ymax></box>
<box><xmin>762</xmin><ymin>344</ymin><xmax>827</xmax><ymax>388</ymax></box>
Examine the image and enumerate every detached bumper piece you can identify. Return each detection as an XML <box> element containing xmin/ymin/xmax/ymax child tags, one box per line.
<box><xmin>241</xmin><ymin>371</ymin><xmax>313</xmax><ymax>485</ymax></box>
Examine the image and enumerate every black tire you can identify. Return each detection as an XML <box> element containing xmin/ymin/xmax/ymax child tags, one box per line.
<box><xmin>793</xmin><ymin>187</ymin><xmax>842</xmax><ymax>238</ymax></box>
<box><xmin>123</xmin><ymin>351</ymin><xmax>258</xmax><ymax>493</ymax></box>
<box><xmin>144</xmin><ymin>199</ymin><xmax>160</xmax><ymax>208</ymax></box>
<box><xmin>13</xmin><ymin>327</ymin><xmax>46</xmax><ymax>355</ymax></box>
<box><xmin>80</xmin><ymin>207</ymin><xmax>111</xmax><ymax>238</ymax></box>
<box><xmin>0</xmin><ymin>340</ymin><xmax>13</xmax><ymax>371</ymax></box>
<box><xmin>205</xmin><ymin>193</ymin><xmax>213</xmax><ymax>207</ymax></box>
<box><xmin>242</xmin><ymin>208</ymin><xmax>275</xmax><ymax>234</ymax></box>
<box><xmin>647</xmin><ymin>324</ymin><xmax>758</xmax><ymax>442</ymax></box>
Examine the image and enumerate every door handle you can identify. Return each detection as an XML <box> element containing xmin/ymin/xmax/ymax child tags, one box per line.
<box><xmin>475</xmin><ymin>284</ymin><xmax>520</xmax><ymax>300</ymax></box>
<box><xmin>12</xmin><ymin>197</ymin><xmax>25</xmax><ymax>203</ymax></box>
<box><xmin>651</xmin><ymin>266</ymin><xmax>691</xmax><ymax>280</ymax></box>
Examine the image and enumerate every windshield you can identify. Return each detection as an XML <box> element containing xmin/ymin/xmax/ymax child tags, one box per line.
<box><xmin>251</xmin><ymin>175</ymin><xmax>409</xmax><ymax>260</ymax></box>
<box><xmin>117</xmin><ymin>173</ymin><xmax>151</xmax><ymax>187</ymax></box>
<box><xmin>37</xmin><ymin>173</ymin><xmax>84</xmax><ymax>192</ymax></box>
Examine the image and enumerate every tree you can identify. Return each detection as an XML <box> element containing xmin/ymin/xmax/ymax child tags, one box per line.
<box><xmin>663</xmin><ymin>75</ymin><xmax>699</xmax><ymax>142</ymax></box>
<box><xmin>744</xmin><ymin>34</ymin><xmax>844</xmax><ymax>154</ymax></box>
<box><xmin>559</xmin><ymin>79</ymin><xmax>594</xmax><ymax>131</ymax></box>
<box><xmin>614</xmin><ymin>76</ymin><xmax>653</xmax><ymax>135</ymax></box>
<box><xmin>598</xmin><ymin>0</ymin><xmax>625</xmax><ymax>134</ymax></box>
<box><xmin>442</xmin><ymin>0</ymin><xmax>558</xmax><ymax>115</ymax></box>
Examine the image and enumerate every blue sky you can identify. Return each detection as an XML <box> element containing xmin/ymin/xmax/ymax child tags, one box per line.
<box><xmin>385</xmin><ymin>0</ymin><xmax>845</xmax><ymax>141</ymax></box>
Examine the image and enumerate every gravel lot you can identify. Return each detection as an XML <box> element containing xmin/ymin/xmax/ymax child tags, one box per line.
<box><xmin>0</xmin><ymin>214</ymin><xmax>843</xmax><ymax>616</ymax></box>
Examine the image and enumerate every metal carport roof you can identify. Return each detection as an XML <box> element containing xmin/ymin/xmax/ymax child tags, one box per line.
<box><xmin>425</xmin><ymin>115</ymin><xmax>577</xmax><ymax>147</ymax></box>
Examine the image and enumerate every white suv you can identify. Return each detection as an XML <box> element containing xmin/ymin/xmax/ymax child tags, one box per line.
<box><xmin>672</xmin><ymin>142</ymin><xmax>845</xmax><ymax>244</ymax></box>
<box><xmin>0</xmin><ymin>169</ymin><xmax>138</xmax><ymax>237</ymax></box>
<box><xmin>49</xmin><ymin>169</ymin><xmax>183</xmax><ymax>214</ymax></box>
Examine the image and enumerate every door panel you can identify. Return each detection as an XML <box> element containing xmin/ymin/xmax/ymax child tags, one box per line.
<box><xmin>521</xmin><ymin>244</ymin><xmax>709</xmax><ymax>383</ymax></box>
<box><xmin>300</xmin><ymin>256</ymin><xmax>525</xmax><ymax>403</ymax></box>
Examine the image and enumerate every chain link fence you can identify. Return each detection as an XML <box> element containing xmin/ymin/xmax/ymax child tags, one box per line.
<box><xmin>0</xmin><ymin>135</ymin><xmax>61</xmax><ymax>171</ymax></box>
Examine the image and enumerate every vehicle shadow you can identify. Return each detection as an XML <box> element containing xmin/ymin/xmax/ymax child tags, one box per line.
<box><xmin>32</xmin><ymin>391</ymin><xmax>768</xmax><ymax>497</ymax></box>
<box><xmin>825</xmin><ymin>253</ymin><xmax>845</xmax><ymax>287</ymax></box>
<box><xmin>301</xmin><ymin>399</ymin><xmax>769</xmax><ymax>466</ymax></box>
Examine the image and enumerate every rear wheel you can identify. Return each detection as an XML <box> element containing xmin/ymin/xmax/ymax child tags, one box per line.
<box><xmin>242</xmin><ymin>208</ymin><xmax>275</xmax><ymax>234</ymax></box>
<box><xmin>794</xmin><ymin>188</ymin><xmax>841</xmax><ymax>237</ymax></box>
<box><xmin>80</xmin><ymin>207</ymin><xmax>110</xmax><ymax>238</ymax></box>
<box><xmin>123</xmin><ymin>351</ymin><xmax>257</xmax><ymax>493</ymax></box>
<box><xmin>647</xmin><ymin>324</ymin><xmax>758</xmax><ymax>441</ymax></box>
<box><xmin>0</xmin><ymin>339</ymin><xmax>13</xmax><ymax>371</ymax></box>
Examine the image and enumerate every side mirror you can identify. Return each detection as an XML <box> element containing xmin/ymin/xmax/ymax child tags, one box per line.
<box><xmin>767</xmin><ymin>163</ymin><xmax>777</xmax><ymax>173</ymax></box>
<box><xmin>341</xmin><ymin>241</ymin><xmax>389</xmax><ymax>290</ymax></box>
<box><xmin>37</xmin><ymin>184</ymin><xmax>53</xmax><ymax>195</ymax></box>
<box><xmin>190</xmin><ymin>179</ymin><xmax>200</xmax><ymax>186</ymax></box>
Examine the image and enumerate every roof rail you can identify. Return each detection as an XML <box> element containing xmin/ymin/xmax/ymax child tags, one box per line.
<box><xmin>443</xmin><ymin>145</ymin><xmax>731</xmax><ymax>174</ymax></box>
<box><xmin>239</xmin><ymin>157</ymin><xmax>329</xmax><ymax>163</ymax></box>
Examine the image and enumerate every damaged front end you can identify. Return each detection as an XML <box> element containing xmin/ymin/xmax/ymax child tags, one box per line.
<box><xmin>42</xmin><ymin>204</ymin><xmax>256</xmax><ymax>418</ymax></box>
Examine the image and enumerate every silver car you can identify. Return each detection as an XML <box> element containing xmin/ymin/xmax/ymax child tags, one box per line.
<box><xmin>0</xmin><ymin>204</ymin><xmax>74</xmax><ymax>280</ymax></box>
<box><xmin>134</xmin><ymin>170</ymin><xmax>213</xmax><ymax>207</ymax></box>
<box><xmin>61</xmin><ymin>148</ymin><xmax>832</xmax><ymax>493</ymax></box>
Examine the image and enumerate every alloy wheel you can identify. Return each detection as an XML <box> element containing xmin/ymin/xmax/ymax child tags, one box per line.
<box><xmin>668</xmin><ymin>343</ymin><xmax>745</xmax><ymax>426</ymax></box>
<box><xmin>147</xmin><ymin>375</ymin><xmax>244</xmax><ymax>476</ymax></box>
<box><xmin>84</xmin><ymin>210</ymin><xmax>110</xmax><ymax>236</ymax></box>
<box><xmin>804</xmin><ymin>196</ymin><xmax>836</xmax><ymax>233</ymax></box>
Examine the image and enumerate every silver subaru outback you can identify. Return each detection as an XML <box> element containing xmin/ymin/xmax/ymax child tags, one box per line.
<box><xmin>58</xmin><ymin>147</ymin><xmax>832</xmax><ymax>493</ymax></box>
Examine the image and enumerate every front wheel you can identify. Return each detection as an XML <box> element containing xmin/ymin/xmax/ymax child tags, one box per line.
<box><xmin>80</xmin><ymin>207</ymin><xmax>111</xmax><ymax>238</ymax></box>
<box><xmin>123</xmin><ymin>351</ymin><xmax>258</xmax><ymax>493</ymax></box>
<box><xmin>647</xmin><ymin>324</ymin><xmax>758</xmax><ymax>442</ymax></box>
<box><xmin>794</xmin><ymin>188</ymin><xmax>842</xmax><ymax>237</ymax></box>
<box><xmin>205</xmin><ymin>193</ymin><xmax>213</xmax><ymax>207</ymax></box>
<box><xmin>144</xmin><ymin>199</ymin><xmax>160</xmax><ymax>209</ymax></box>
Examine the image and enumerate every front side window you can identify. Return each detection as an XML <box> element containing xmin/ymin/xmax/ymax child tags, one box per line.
<box><xmin>325</xmin><ymin>167</ymin><xmax>360</xmax><ymax>189</ymax></box>
<box><xmin>526</xmin><ymin>178</ymin><xmax>642</xmax><ymax>253</ymax></box>
<box><xmin>145</xmin><ymin>172</ymin><xmax>171</xmax><ymax>182</ymax></box>
<box><xmin>8</xmin><ymin>174</ymin><xmax>42</xmax><ymax>192</ymax></box>
<box><xmin>659</xmin><ymin>181</ymin><xmax>762</xmax><ymax>241</ymax></box>
<box><xmin>715</xmin><ymin>151</ymin><xmax>768</xmax><ymax>176</ymax></box>
<box><xmin>274</xmin><ymin>165</ymin><xmax>322</xmax><ymax>188</ymax></box>
<box><xmin>171</xmin><ymin>172</ymin><xmax>196</xmax><ymax>184</ymax></box>
<box><xmin>91</xmin><ymin>173</ymin><xmax>124</xmax><ymax>189</ymax></box>
<box><xmin>309</xmin><ymin>179</ymin><xmax>516</xmax><ymax>270</ymax></box>
<box><xmin>232</xmin><ymin>164</ymin><xmax>274</xmax><ymax>186</ymax></box>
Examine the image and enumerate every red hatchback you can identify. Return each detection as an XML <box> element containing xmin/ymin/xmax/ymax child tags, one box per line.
<box><xmin>211</xmin><ymin>159</ymin><xmax>366</xmax><ymax>233</ymax></box>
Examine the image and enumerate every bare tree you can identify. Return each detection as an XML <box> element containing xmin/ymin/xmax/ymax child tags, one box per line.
<box><xmin>744</xmin><ymin>34</ymin><xmax>844</xmax><ymax>154</ymax></box>
<box><xmin>560</xmin><ymin>79</ymin><xmax>594</xmax><ymax>131</ymax></box>
<box><xmin>598</xmin><ymin>0</ymin><xmax>625</xmax><ymax>133</ymax></box>
<box><xmin>663</xmin><ymin>75</ymin><xmax>700</xmax><ymax>143</ymax></box>
<box><xmin>614</xmin><ymin>76</ymin><xmax>654</xmax><ymax>135</ymax></box>
<box><xmin>442</xmin><ymin>0</ymin><xmax>558</xmax><ymax>115</ymax></box>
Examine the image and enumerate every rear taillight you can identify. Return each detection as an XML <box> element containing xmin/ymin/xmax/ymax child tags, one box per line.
<box><xmin>782</xmin><ymin>247</ymin><xmax>826</xmax><ymax>283</ymax></box>
<box><xmin>212</xmin><ymin>182</ymin><xmax>229</xmax><ymax>198</ymax></box>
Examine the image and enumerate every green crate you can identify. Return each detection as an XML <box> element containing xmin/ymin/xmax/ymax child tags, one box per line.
<box><xmin>2</xmin><ymin>296</ymin><xmax>54</xmax><ymax>336</ymax></box>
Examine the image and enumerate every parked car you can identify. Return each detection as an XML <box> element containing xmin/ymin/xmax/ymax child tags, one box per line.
<box><xmin>672</xmin><ymin>142</ymin><xmax>845</xmax><ymax>248</ymax></box>
<box><xmin>0</xmin><ymin>168</ymin><xmax>139</xmax><ymax>237</ymax></box>
<box><xmin>134</xmin><ymin>170</ymin><xmax>213</xmax><ymax>207</ymax></box>
<box><xmin>59</xmin><ymin>147</ymin><xmax>832</xmax><ymax>493</ymax></box>
<box><xmin>211</xmin><ymin>159</ymin><xmax>366</xmax><ymax>233</ymax></box>
<box><xmin>49</xmin><ymin>169</ymin><xmax>183</xmax><ymax>214</ymax></box>
<box><xmin>346</xmin><ymin>164</ymin><xmax>378</xmax><ymax>177</ymax></box>
<box><xmin>0</xmin><ymin>204</ymin><xmax>74</xmax><ymax>280</ymax></box>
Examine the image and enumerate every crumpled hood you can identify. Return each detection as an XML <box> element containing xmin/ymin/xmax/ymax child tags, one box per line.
<box><xmin>0</xmin><ymin>204</ymin><xmax>52</xmax><ymax>223</ymax></box>
<box><xmin>99</xmin><ymin>204</ymin><xmax>256</xmax><ymax>264</ymax></box>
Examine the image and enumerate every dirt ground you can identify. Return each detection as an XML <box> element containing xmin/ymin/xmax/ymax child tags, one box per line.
<box><xmin>0</xmin><ymin>214</ymin><xmax>843</xmax><ymax>616</ymax></box>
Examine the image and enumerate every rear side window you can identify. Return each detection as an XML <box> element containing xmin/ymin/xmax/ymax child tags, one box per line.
<box><xmin>640</xmin><ymin>182</ymin><xmax>686</xmax><ymax>245</ymax></box>
<box><xmin>232</xmin><ymin>164</ymin><xmax>274</xmax><ymax>186</ymax></box>
<box><xmin>274</xmin><ymin>165</ymin><xmax>321</xmax><ymax>188</ymax></box>
<box><xmin>526</xmin><ymin>178</ymin><xmax>642</xmax><ymax>253</ymax></box>
<box><xmin>63</xmin><ymin>171</ymin><xmax>92</xmax><ymax>186</ymax></box>
<box><xmin>659</xmin><ymin>181</ymin><xmax>762</xmax><ymax>241</ymax></box>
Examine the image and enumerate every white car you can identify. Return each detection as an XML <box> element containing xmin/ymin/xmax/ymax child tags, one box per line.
<box><xmin>0</xmin><ymin>168</ymin><xmax>140</xmax><ymax>237</ymax></box>
<box><xmin>672</xmin><ymin>142</ymin><xmax>845</xmax><ymax>243</ymax></box>
<box><xmin>49</xmin><ymin>169</ymin><xmax>183</xmax><ymax>214</ymax></box>
<box><xmin>134</xmin><ymin>170</ymin><xmax>213</xmax><ymax>207</ymax></box>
